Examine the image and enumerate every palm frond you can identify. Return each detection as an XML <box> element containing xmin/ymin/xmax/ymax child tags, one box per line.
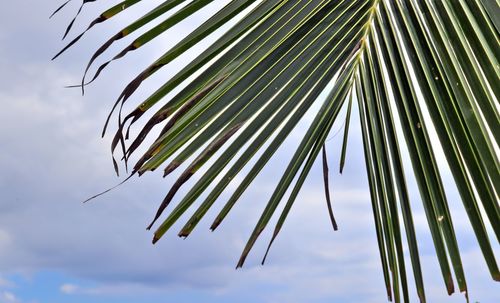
<box><xmin>54</xmin><ymin>0</ymin><xmax>499</xmax><ymax>301</ymax></box>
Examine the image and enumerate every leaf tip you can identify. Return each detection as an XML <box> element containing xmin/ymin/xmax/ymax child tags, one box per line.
<box><xmin>163</xmin><ymin>161</ymin><xmax>179</xmax><ymax>177</ymax></box>
<box><xmin>210</xmin><ymin>218</ymin><xmax>222</xmax><ymax>231</ymax></box>
<box><xmin>152</xmin><ymin>234</ymin><xmax>160</xmax><ymax>244</ymax></box>
<box><xmin>178</xmin><ymin>230</ymin><xmax>189</xmax><ymax>238</ymax></box>
<box><xmin>446</xmin><ymin>275</ymin><xmax>455</xmax><ymax>295</ymax></box>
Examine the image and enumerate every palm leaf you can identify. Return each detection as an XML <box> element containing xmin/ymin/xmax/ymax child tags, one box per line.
<box><xmin>54</xmin><ymin>0</ymin><xmax>499</xmax><ymax>301</ymax></box>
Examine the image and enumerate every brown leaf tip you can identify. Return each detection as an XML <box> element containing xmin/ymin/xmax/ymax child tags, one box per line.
<box><xmin>178</xmin><ymin>231</ymin><xmax>189</xmax><ymax>238</ymax></box>
<box><xmin>152</xmin><ymin>234</ymin><xmax>160</xmax><ymax>244</ymax></box>
<box><xmin>210</xmin><ymin>218</ymin><xmax>222</xmax><ymax>231</ymax></box>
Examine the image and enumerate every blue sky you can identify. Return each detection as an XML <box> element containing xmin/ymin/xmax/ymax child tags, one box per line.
<box><xmin>0</xmin><ymin>1</ymin><xmax>498</xmax><ymax>303</ymax></box>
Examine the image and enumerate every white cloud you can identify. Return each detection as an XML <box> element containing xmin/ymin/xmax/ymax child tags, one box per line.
<box><xmin>60</xmin><ymin>283</ymin><xmax>79</xmax><ymax>295</ymax></box>
<box><xmin>1</xmin><ymin>291</ymin><xmax>19</xmax><ymax>303</ymax></box>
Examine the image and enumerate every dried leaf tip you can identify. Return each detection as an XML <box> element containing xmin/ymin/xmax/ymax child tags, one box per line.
<box><xmin>152</xmin><ymin>234</ymin><xmax>160</xmax><ymax>244</ymax></box>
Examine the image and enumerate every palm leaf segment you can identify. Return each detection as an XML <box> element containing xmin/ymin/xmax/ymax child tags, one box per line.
<box><xmin>54</xmin><ymin>0</ymin><xmax>499</xmax><ymax>301</ymax></box>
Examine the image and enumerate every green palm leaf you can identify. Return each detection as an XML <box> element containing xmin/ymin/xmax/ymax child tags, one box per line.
<box><xmin>54</xmin><ymin>0</ymin><xmax>499</xmax><ymax>301</ymax></box>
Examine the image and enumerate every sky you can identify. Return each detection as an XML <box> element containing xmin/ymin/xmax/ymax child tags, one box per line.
<box><xmin>0</xmin><ymin>1</ymin><xmax>498</xmax><ymax>303</ymax></box>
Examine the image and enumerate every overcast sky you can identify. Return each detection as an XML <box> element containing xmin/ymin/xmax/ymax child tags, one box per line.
<box><xmin>0</xmin><ymin>1</ymin><xmax>498</xmax><ymax>303</ymax></box>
